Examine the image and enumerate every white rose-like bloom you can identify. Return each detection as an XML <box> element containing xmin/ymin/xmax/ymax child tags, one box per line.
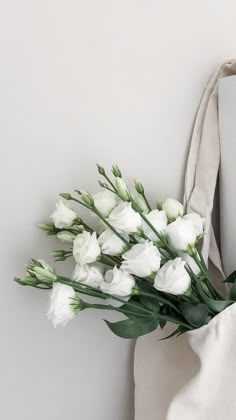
<box><xmin>165</xmin><ymin>218</ymin><xmax>197</xmax><ymax>251</ymax></box>
<box><xmin>73</xmin><ymin>231</ymin><xmax>101</xmax><ymax>265</ymax></box>
<box><xmin>142</xmin><ymin>209</ymin><xmax>168</xmax><ymax>241</ymax></box>
<box><xmin>100</xmin><ymin>267</ymin><xmax>135</xmax><ymax>297</ymax></box>
<box><xmin>92</xmin><ymin>190</ymin><xmax>118</xmax><ymax>217</ymax></box>
<box><xmin>47</xmin><ymin>283</ymin><xmax>77</xmax><ymax>327</ymax></box>
<box><xmin>51</xmin><ymin>200</ymin><xmax>77</xmax><ymax>229</ymax></box>
<box><xmin>73</xmin><ymin>263</ymin><xmax>104</xmax><ymax>288</ymax></box>
<box><xmin>107</xmin><ymin>202</ymin><xmax>142</xmax><ymax>234</ymax></box>
<box><xmin>181</xmin><ymin>253</ymin><xmax>200</xmax><ymax>275</ymax></box>
<box><xmin>98</xmin><ymin>229</ymin><xmax>129</xmax><ymax>256</ymax></box>
<box><xmin>154</xmin><ymin>257</ymin><xmax>191</xmax><ymax>295</ymax></box>
<box><xmin>162</xmin><ymin>198</ymin><xmax>184</xmax><ymax>220</ymax></box>
<box><xmin>121</xmin><ymin>241</ymin><xmax>161</xmax><ymax>277</ymax></box>
<box><xmin>183</xmin><ymin>212</ymin><xmax>205</xmax><ymax>237</ymax></box>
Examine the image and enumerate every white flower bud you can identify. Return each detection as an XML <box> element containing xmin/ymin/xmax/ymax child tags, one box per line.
<box><xmin>47</xmin><ymin>283</ymin><xmax>78</xmax><ymax>327</ymax></box>
<box><xmin>107</xmin><ymin>202</ymin><xmax>142</xmax><ymax>234</ymax></box>
<box><xmin>100</xmin><ymin>267</ymin><xmax>135</xmax><ymax>297</ymax></box>
<box><xmin>142</xmin><ymin>209</ymin><xmax>167</xmax><ymax>241</ymax></box>
<box><xmin>154</xmin><ymin>257</ymin><xmax>191</xmax><ymax>295</ymax></box>
<box><xmin>73</xmin><ymin>231</ymin><xmax>101</xmax><ymax>265</ymax></box>
<box><xmin>121</xmin><ymin>241</ymin><xmax>161</xmax><ymax>278</ymax></box>
<box><xmin>165</xmin><ymin>218</ymin><xmax>197</xmax><ymax>251</ymax></box>
<box><xmin>162</xmin><ymin>198</ymin><xmax>184</xmax><ymax>220</ymax></box>
<box><xmin>92</xmin><ymin>190</ymin><xmax>118</xmax><ymax>217</ymax></box>
<box><xmin>98</xmin><ymin>229</ymin><xmax>129</xmax><ymax>255</ymax></box>
<box><xmin>51</xmin><ymin>200</ymin><xmax>76</xmax><ymax>229</ymax></box>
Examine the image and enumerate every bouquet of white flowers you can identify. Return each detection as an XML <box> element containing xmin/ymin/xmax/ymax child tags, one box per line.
<box><xmin>15</xmin><ymin>164</ymin><xmax>235</xmax><ymax>339</ymax></box>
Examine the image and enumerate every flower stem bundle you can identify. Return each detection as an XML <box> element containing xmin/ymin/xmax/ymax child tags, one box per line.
<box><xmin>15</xmin><ymin>164</ymin><xmax>235</xmax><ymax>339</ymax></box>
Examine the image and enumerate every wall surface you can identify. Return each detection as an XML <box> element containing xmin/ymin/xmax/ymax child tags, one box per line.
<box><xmin>1</xmin><ymin>1</ymin><xmax>236</xmax><ymax>419</ymax></box>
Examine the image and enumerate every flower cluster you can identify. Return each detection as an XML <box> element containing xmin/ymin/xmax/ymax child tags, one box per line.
<box><xmin>15</xmin><ymin>164</ymin><xmax>234</xmax><ymax>339</ymax></box>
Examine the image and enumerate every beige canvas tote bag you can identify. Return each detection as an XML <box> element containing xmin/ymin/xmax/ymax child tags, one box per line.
<box><xmin>134</xmin><ymin>60</ymin><xmax>236</xmax><ymax>420</ymax></box>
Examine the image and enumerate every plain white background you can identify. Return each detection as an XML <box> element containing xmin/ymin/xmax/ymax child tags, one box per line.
<box><xmin>1</xmin><ymin>1</ymin><xmax>236</xmax><ymax>419</ymax></box>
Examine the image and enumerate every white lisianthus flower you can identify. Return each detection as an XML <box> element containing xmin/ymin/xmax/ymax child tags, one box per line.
<box><xmin>142</xmin><ymin>209</ymin><xmax>167</xmax><ymax>241</ymax></box>
<box><xmin>57</xmin><ymin>231</ymin><xmax>76</xmax><ymax>243</ymax></box>
<box><xmin>165</xmin><ymin>218</ymin><xmax>197</xmax><ymax>252</ymax></box>
<box><xmin>51</xmin><ymin>200</ymin><xmax>77</xmax><ymax>229</ymax></box>
<box><xmin>183</xmin><ymin>213</ymin><xmax>205</xmax><ymax>237</ymax></box>
<box><xmin>107</xmin><ymin>202</ymin><xmax>142</xmax><ymax>234</ymax></box>
<box><xmin>154</xmin><ymin>257</ymin><xmax>191</xmax><ymax>295</ymax></box>
<box><xmin>181</xmin><ymin>253</ymin><xmax>200</xmax><ymax>275</ymax></box>
<box><xmin>92</xmin><ymin>190</ymin><xmax>118</xmax><ymax>217</ymax></box>
<box><xmin>100</xmin><ymin>267</ymin><xmax>135</xmax><ymax>297</ymax></box>
<box><xmin>47</xmin><ymin>283</ymin><xmax>77</xmax><ymax>327</ymax></box>
<box><xmin>73</xmin><ymin>231</ymin><xmax>101</xmax><ymax>265</ymax></box>
<box><xmin>132</xmin><ymin>192</ymin><xmax>149</xmax><ymax>213</ymax></box>
<box><xmin>73</xmin><ymin>263</ymin><xmax>104</xmax><ymax>288</ymax></box>
<box><xmin>121</xmin><ymin>241</ymin><xmax>161</xmax><ymax>278</ymax></box>
<box><xmin>162</xmin><ymin>198</ymin><xmax>184</xmax><ymax>220</ymax></box>
<box><xmin>115</xmin><ymin>177</ymin><xmax>130</xmax><ymax>201</ymax></box>
<box><xmin>98</xmin><ymin>229</ymin><xmax>129</xmax><ymax>256</ymax></box>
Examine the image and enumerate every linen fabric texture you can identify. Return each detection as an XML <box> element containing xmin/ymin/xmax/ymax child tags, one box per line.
<box><xmin>134</xmin><ymin>60</ymin><xmax>236</xmax><ymax>420</ymax></box>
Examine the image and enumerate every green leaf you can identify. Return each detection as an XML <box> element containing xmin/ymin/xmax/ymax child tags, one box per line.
<box><xmin>105</xmin><ymin>317</ymin><xmax>159</xmax><ymax>339</ymax></box>
<box><xmin>229</xmin><ymin>280</ymin><xmax>236</xmax><ymax>301</ymax></box>
<box><xmin>139</xmin><ymin>296</ymin><xmax>160</xmax><ymax>314</ymax></box>
<box><xmin>196</xmin><ymin>280</ymin><xmax>233</xmax><ymax>313</ymax></box>
<box><xmin>159</xmin><ymin>325</ymin><xmax>184</xmax><ymax>340</ymax></box>
<box><xmin>224</xmin><ymin>270</ymin><xmax>236</xmax><ymax>284</ymax></box>
<box><xmin>180</xmin><ymin>303</ymin><xmax>209</xmax><ymax>327</ymax></box>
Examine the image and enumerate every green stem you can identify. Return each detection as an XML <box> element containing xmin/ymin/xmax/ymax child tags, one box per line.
<box><xmin>142</xmin><ymin>193</ymin><xmax>152</xmax><ymax>211</ymax></box>
<box><xmin>192</xmin><ymin>252</ymin><xmax>220</xmax><ymax>299</ymax></box>
<box><xmin>138</xmin><ymin>290</ymin><xmax>181</xmax><ymax>313</ymax></box>
<box><xmin>92</xmin><ymin>206</ymin><xmax>130</xmax><ymax>246</ymax></box>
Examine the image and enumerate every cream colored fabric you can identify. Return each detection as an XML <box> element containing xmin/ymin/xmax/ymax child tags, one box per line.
<box><xmin>166</xmin><ymin>303</ymin><xmax>236</xmax><ymax>420</ymax></box>
<box><xmin>184</xmin><ymin>59</ymin><xmax>236</xmax><ymax>285</ymax></box>
<box><xmin>134</xmin><ymin>60</ymin><xmax>236</xmax><ymax>420</ymax></box>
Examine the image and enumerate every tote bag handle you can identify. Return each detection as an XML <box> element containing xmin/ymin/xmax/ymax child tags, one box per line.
<box><xmin>184</xmin><ymin>59</ymin><xmax>236</xmax><ymax>287</ymax></box>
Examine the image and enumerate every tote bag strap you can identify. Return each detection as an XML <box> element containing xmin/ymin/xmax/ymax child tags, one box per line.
<box><xmin>184</xmin><ymin>59</ymin><xmax>236</xmax><ymax>285</ymax></box>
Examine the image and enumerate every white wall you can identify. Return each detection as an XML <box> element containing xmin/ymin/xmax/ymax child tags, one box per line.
<box><xmin>1</xmin><ymin>1</ymin><xmax>236</xmax><ymax>419</ymax></box>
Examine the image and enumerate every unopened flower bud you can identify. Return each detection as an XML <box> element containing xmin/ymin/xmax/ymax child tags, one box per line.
<box><xmin>134</xmin><ymin>180</ymin><xmax>144</xmax><ymax>195</ymax></box>
<box><xmin>115</xmin><ymin>177</ymin><xmax>129</xmax><ymax>201</ymax></box>
<box><xmin>96</xmin><ymin>164</ymin><xmax>106</xmax><ymax>176</ymax></box>
<box><xmin>112</xmin><ymin>164</ymin><xmax>122</xmax><ymax>178</ymax></box>
<box><xmin>81</xmin><ymin>191</ymin><xmax>94</xmax><ymax>207</ymax></box>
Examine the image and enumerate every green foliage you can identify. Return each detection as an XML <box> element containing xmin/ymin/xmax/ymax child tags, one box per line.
<box><xmin>105</xmin><ymin>317</ymin><xmax>159</xmax><ymax>339</ymax></box>
<box><xmin>180</xmin><ymin>302</ymin><xmax>209</xmax><ymax>327</ymax></box>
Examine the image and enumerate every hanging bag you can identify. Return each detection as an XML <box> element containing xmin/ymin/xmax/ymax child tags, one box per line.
<box><xmin>134</xmin><ymin>59</ymin><xmax>236</xmax><ymax>420</ymax></box>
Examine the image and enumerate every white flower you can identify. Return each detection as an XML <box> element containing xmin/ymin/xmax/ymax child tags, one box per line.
<box><xmin>115</xmin><ymin>177</ymin><xmax>129</xmax><ymax>201</ymax></box>
<box><xmin>183</xmin><ymin>213</ymin><xmax>205</xmax><ymax>237</ymax></box>
<box><xmin>100</xmin><ymin>267</ymin><xmax>135</xmax><ymax>297</ymax></box>
<box><xmin>51</xmin><ymin>200</ymin><xmax>77</xmax><ymax>229</ymax></box>
<box><xmin>132</xmin><ymin>192</ymin><xmax>149</xmax><ymax>213</ymax></box>
<box><xmin>107</xmin><ymin>202</ymin><xmax>142</xmax><ymax>234</ymax></box>
<box><xmin>165</xmin><ymin>218</ymin><xmax>197</xmax><ymax>251</ymax></box>
<box><xmin>47</xmin><ymin>283</ymin><xmax>77</xmax><ymax>327</ymax></box>
<box><xmin>57</xmin><ymin>231</ymin><xmax>76</xmax><ymax>243</ymax></box>
<box><xmin>92</xmin><ymin>190</ymin><xmax>118</xmax><ymax>217</ymax></box>
<box><xmin>162</xmin><ymin>198</ymin><xmax>184</xmax><ymax>220</ymax></box>
<box><xmin>181</xmin><ymin>253</ymin><xmax>200</xmax><ymax>275</ymax></box>
<box><xmin>121</xmin><ymin>241</ymin><xmax>161</xmax><ymax>277</ymax></box>
<box><xmin>73</xmin><ymin>231</ymin><xmax>101</xmax><ymax>265</ymax></box>
<box><xmin>98</xmin><ymin>229</ymin><xmax>129</xmax><ymax>256</ymax></box>
<box><xmin>73</xmin><ymin>263</ymin><xmax>104</xmax><ymax>288</ymax></box>
<box><xmin>142</xmin><ymin>210</ymin><xmax>167</xmax><ymax>241</ymax></box>
<box><xmin>154</xmin><ymin>257</ymin><xmax>191</xmax><ymax>295</ymax></box>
